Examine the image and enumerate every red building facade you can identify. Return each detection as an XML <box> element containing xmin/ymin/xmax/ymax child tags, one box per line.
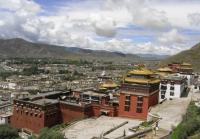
<box><xmin>118</xmin><ymin>67</ymin><xmax>160</xmax><ymax>119</ymax></box>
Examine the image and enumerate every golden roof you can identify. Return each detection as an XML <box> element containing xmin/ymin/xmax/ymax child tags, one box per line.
<box><xmin>124</xmin><ymin>77</ymin><xmax>160</xmax><ymax>84</ymax></box>
<box><xmin>128</xmin><ymin>67</ymin><xmax>154</xmax><ymax>75</ymax></box>
<box><xmin>100</xmin><ymin>80</ymin><xmax>118</xmax><ymax>88</ymax></box>
<box><xmin>157</xmin><ymin>67</ymin><xmax>172</xmax><ymax>72</ymax></box>
<box><xmin>180</xmin><ymin>62</ymin><xmax>193</xmax><ymax>70</ymax></box>
<box><xmin>181</xmin><ymin>62</ymin><xmax>192</xmax><ymax>66</ymax></box>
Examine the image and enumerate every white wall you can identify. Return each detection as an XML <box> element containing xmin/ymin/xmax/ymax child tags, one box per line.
<box><xmin>0</xmin><ymin>116</ymin><xmax>9</xmax><ymax>125</ymax></box>
<box><xmin>159</xmin><ymin>83</ymin><xmax>185</xmax><ymax>102</ymax></box>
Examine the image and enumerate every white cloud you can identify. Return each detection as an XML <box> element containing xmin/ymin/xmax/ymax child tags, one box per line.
<box><xmin>93</xmin><ymin>18</ymin><xmax>116</xmax><ymax>37</ymax></box>
<box><xmin>0</xmin><ymin>0</ymin><xmax>41</xmax><ymax>15</ymax></box>
<box><xmin>158</xmin><ymin>29</ymin><xmax>186</xmax><ymax>45</ymax></box>
<box><xmin>0</xmin><ymin>0</ymin><xmax>199</xmax><ymax>55</ymax></box>
<box><xmin>188</xmin><ymin>13</ymin><xmax>200</xmax><ymax>26</ymax></box>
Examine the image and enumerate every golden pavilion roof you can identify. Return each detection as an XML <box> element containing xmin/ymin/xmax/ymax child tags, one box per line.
<box><xmin>181</xmin><ymin>62</ymin><xmax>192</xmax><ymax>66</ymax></box>
<box><xmin>180</xmin><ymin>62</ymin><xmax>193</xmax><ymax>70</ymax></box>
<box><xmin>123</xmin><ymin>67</ymin><xmax>160</xmax><ymax>84</ymax></box>
<box><xmin>128</xmin><ymin>67</ymin><xmax>154</xmax><ymax>75</ymax></box>
<box><xmin>100</xmin><ymin>80</ymin><xmax>118</xmax><ymax>88</ymax></box>
<box><xmin>124</xmin><ymin>77</ymin><xmax>160</xmax><ymax>84</ymax></box>
<box><xmin>157</xmin><ymin>67</ymin><xmax>172</xmax><ymax>72</ymax></box>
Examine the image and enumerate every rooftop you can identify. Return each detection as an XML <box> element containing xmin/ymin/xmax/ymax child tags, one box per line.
<box><xmin>162</xmin><ymin>74</ymin><xmax>185</xmax><ymax>81</ymax></box>
<box><xmin>128</xmin><ymin>67</ymin><xmax>154</xmax><ymax>75</ymax></box>
<box><xmin>83</xmin><ymin>91</ymin><xmax>106</xmax><ymax>97</ymax></box>
<box><xmin>157</xmin><ymin>67</ymin><xmax>172</xmax><ymax>72</ymax></box>
<box><xmin>31</xmin><ymin>98</ymin><xmax>58</xmax><ymax>106</ymax></box>
<box><xmin>100</xmin><ymin>80</ymin><xmax>118</xmax><ymax>88</ymax></box>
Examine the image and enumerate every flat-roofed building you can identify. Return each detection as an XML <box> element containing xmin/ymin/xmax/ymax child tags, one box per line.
<box><xmin>159</xmin><ymin>75</ymin><xmax>187</xmax><ymax>102</ymax></box>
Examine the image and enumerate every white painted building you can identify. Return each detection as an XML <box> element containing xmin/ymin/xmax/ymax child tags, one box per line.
<box><xmin>159</xmin><ymin>75</ymin><xmax>186</xmax><ymax>103</ymax></box>
<box><xmin>0</xmin><ymin>82</ymin><xmax>18</xmax><ymax>90</ymax></box>
<box><xmin>177</xmin><ymin>63</ymin><xmax>194</xmax><ymax>86</ymax></box>
<box><xmin>177</xmin><ymin>73</ymin><xmax>194</xmax><ymax>86</ymax></box>
<box><xmin>0</xmin><ymin>113</ymin><xmax>12</xmax><ymax>125</ymax></box>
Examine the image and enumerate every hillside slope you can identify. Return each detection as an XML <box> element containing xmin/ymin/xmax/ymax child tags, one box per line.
<box><xmin>162</xmin><ymin>42</ymin><xmax>200</xmax><ymax>72</ymax></box>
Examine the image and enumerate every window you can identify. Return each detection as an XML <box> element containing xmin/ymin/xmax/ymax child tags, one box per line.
<box><xmin>125</xmin><ymin>95</ymin><xmax>130</xmax><ymax>100</ymax></box>
<box><xmin>136</xmin><ymin>108</ymin><xmax>142</xmax><ymax>113</ymax></box>
<box><xmin>137</xmin><ymin>103</ymin><xmax>143</xmax><ymax>107</ymax></box>
<box><xmin>170</xmin><ymin>91</ymin><xmax>174</xmax><ymax>96</ymax></box>
<box><xmin>125</xmin><ymin>101</ymin><xmax>130</xmax><ymax>105</ymax></box>
<box><xmin>124</xmin><ymin>106</ymin><xmax>130</xmax><ymax>112</ymax></box>
<box><xmin>170</xmin><ymin>82</ymin><xmax>175</xmax><ymax>85</ymax></box>
<box><xmin>161</xmin><ymin>91</ymin><xmax>166</xmax><ymax>99</ymax></box>
<box><xmin>136</xmin><ymin>96</ymin><xmax>143</xmax><ymax>113</ymax></box>
<box><xmin>137</xmin><ymin>96</ymin><xmax>143</xmax><ymax>102</ymax></box>
<box><xmin>161</xmin><ymin>85</ymin><xmax>167</xmax><ymax>90</ymax></box>
<box><xmin>170</xmin><ymin>86</ymin><xmax>174</xmax><ymax>90</ymax></box>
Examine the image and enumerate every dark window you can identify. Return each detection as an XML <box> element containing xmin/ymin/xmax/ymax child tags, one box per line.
<box><xmin>125</xmin><ymin>101</ymin><xmax>130</xmax><ymax>105</ymax></box>
<box><xmin>170</xmin><ymin>91</ymin><xmax>174</xmax><ymax>96</ymax></box>
<box><xmin>161</xmin><ymin>85</ymin><xmax>167</xmax><ymax>90</ymax></box>
<box><xmin>136</xmin><ymin>108</ymin><xmax>142</xmax><ymax>113</ymax></box>
<box><xmin>170</xmin><ymin>86</ymin><xmax>174</xmax><ymax>90</ymax></box>
<box><xmin>161</xmin><ymin>94</ymin><xmax>165</xmax><ymax>99</ymax></box>
<box><xmin>137</xmin><ymin>103</ymin><xmax>143</xmax><ymax>107</ymax></box>
<box><xmin>125</xmin><ymin>95</ymin><xmax>130</xmax><ymax>100</ymax></box>
<box><xmin>124</xmin><ymin>106</ymin><xmax>130</xmax><ymax>112</ymax></box>
<box><xmin>161</xmin><ymin>91</ymin><xmax>166</xmax><ymax>99</ymax></box>
<box><xmin>170</xmin><ymin>82</ymin><xmax>175</xmax><ymax>85</ymax></box>
<box><xmin>137</xmin><ymin>96</ymin><xmax>143</xmax><ymax>102</ymax></box>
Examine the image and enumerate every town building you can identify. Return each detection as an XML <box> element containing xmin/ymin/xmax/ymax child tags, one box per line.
<box><xmin>159</xmin><ymin>75</ymin><xmax>187</xmax><ymax>103</ymax></box>
<box><xmin>177</xmin><ymin>63</ymin><xmax>194</xmax><ymax>86</ymax></box>
<box><xmin>119</xmin><ymin>67</ymin><xmax>160</xmax><ymax>119</ymax></box>
<box><xmin>168</xmin><ymin>63</ymin><xmax>180</xmax><ymax>73</ymax></box>
<box><xmin>10</xmin><ymin>90</ymin><xmax>119</xmax><ymax>133</ymax></box>
<box><xmin>0</xmin><ymin>113</ymin><xmax>12</xmax><ymax>125</ymax></box>
<box><xmin>156</xmin><ymin>67</ymin><xmax>173</xmax><ymax>77</ymax></box>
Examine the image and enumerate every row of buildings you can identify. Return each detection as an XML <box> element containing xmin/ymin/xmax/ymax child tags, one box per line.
<box><xmin>9</xmin><ymin>62</ymin><xmax>195</xmax><ymax>133</ymax></box>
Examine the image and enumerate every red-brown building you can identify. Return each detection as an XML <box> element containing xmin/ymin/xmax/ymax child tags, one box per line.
<box><xmin>10</xmin><ymin>90</ymin><xmax>119</xmax><ymax>133</ymax></box>
<box><xmin>168</xmin><ymin>63</ymin><xmax>181</xmax><ymax>73</ymax></box>
<box><xmin>118</xmin><ymin>67</ymin><xmax>160</xmax><ymax>119</ymax></box>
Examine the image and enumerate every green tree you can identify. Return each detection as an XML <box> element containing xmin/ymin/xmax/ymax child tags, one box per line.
<box><xmin>38</xmin><ymin>127</ymin><xmax>64</xmax><ymax>139</ymax></box>
<box><xmin>0</xmin><ymin>124</ymin><xmax>20</xmax><ymax>139</ymax></box>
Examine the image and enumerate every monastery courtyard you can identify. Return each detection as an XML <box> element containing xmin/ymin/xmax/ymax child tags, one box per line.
<box><xmin>63</xmin><ymin>116</ymin><xmax>142</xmax><ymax>139</ymax></box>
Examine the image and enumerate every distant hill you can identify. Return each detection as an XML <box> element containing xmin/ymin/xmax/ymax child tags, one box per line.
<box><xmin>137</xmin><ymin>54</ymin><xmax>169</xmax><ymax>60</ymax></box>
<box><xmin>162</xmin><ymin>42</ymin><xmax>200</xmax><ymax>72</ymax></box>
<box><xmin>0</xmin><ymin>38</ymin><xmax>141</xmax><ymax>62</ymax></box>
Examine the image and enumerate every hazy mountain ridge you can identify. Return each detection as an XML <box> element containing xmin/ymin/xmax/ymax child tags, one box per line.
<box><xmin>0</xmin><ymin>38</ymin><xmax>141</xmax><ymax>62</ymax></box>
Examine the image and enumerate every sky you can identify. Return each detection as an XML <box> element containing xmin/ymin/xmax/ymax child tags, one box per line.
<box><xmin>0</xmin><ymin>0</ymin><xmax>200</xmax><ymax>55</ymax></box>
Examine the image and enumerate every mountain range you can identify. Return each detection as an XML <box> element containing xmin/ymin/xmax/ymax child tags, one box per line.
<box><xmin>1</xmin><ymin>38</ymin><xmax>199</xmax><ymax>71</ymax></box>
<box><xmin>0</xmin><ymin>38</ymin><xmax>167</xmax><ymax>62</ymax></box>
<box><xmin>0</xmin><ymin>38</ymin><xmax>141</xmax><ymax>62</ymax></box>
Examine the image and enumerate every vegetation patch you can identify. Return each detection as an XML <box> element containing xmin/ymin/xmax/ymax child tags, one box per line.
<box><xmin>171</xmin><ymin>102</ymin><xmax>200</xmax><ymax>139</ymax></box>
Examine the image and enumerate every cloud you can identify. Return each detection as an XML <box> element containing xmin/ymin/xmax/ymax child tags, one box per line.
<box><xmin>0</xmin><ymin>0</ymin><xmax>41</xmax><ymax>15</ymax></box>
<box><xmin>158</xmin><ymin>29</ymin><xmax>186</xmax><ymax>45</ymax></box>
<box><xmin>93</xmin><ymin>18</ymin><xmax>117</xmax><ymax>37</ymax></box>
<box><xmin>0</xmin><ymin>0</ymin><xmax>199</xmax><ymax>55</ymax></box>
<box><xmin>188</xmin><ymin>13</ymin><xmax>200</xmax><ymax>26</ymax></box>
<box><xmin>104</xmin><ymin>0</ymin><xmax>171</xmax><ymax>30</ymax></box>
